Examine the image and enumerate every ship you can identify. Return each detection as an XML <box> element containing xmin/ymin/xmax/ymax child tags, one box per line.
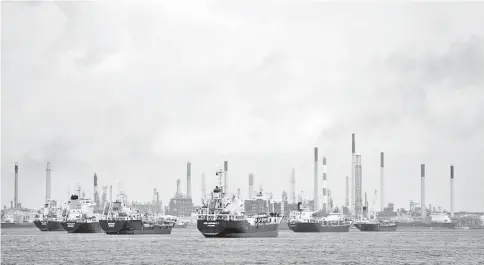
<box><xmin>1</xmin><ymin>211</ymin><xmax>36</xmax><ymax>229</ymax></box>
<box><xmin>320</xmin><ymin>212</ymin><xmax>351</xmax><ymax>232</ymax></box>
<box><xmin>397</xmin><ymin>213</ymin><xmax>457</xmax><ymax>229</ymax></box>
<box><xmin>353</xmin><ymin>212</ymin><xmax>398</xmax><ymax>232</ymax></box>
<box><xmin>99</xmin><ymin>199</ymin><xmax>174</xmax><ymax>235</ymax></box>
<box><xmin>33</xmin><ymin>200</ymin><xmax>64</xmax><ymax>231</ymax></box>
<box><xmin>196</xmin><ymin>170</ymin><xmax>282</xmax><ymax>238</ymax></box>
<box><xmin>287</xmin><ymin>203</ymin><xmax>351</xmax><ymax>232</ymax></box>
<box><xmin>60</xmin><ymin>194</ymin><xmax>101</xmax><ymax>233</ymax></box>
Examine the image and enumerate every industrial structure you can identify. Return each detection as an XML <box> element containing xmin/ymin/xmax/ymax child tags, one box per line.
<box><xmin>354</xmin><ymin>155</ymin><xmax>362</xmax><ymax>216</ymax></box>
<box><xmin>313</xmin><ymin>147</ymin><xmax>320</xmax><ymax>212</ymax></box>
<box><xmin>380</xmin><ymin>152</ymin><xmax>385</xmax><ymax>211</ymax></box>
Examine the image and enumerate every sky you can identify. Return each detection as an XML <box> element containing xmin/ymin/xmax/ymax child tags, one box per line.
<box><xmin>1</xmin><ymin>1</ymin><xmax>484</xmax><ymax>212</ymax></box>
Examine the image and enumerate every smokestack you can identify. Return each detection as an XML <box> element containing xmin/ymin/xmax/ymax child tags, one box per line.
<box><xmin>187</xmin><ymin>161</ymin><xmax>192</xmax><ymax>198</ymax></box>
<box><xmin>355</xmin><ymin>155</ymin><xmax>362</xmax><ymax>216</ymax></box>
<box><xmin>176</xmin><ymin>178</ymin><xmax>181</xmax><ymax>195</ymax></box>
<box><xmin>109</xmin><ymin>185</ymin><xmax>113</xmax><ymax>203</ymax></box>
<box><xmin>291</xmin><ymin>169</ymin><xmax>296</xmax><ymax>204</ymax></box>
<box><xmin>93</xmin><ymin>173</ymin><xmax>100</xmax><ymax>209</ymax></box>
<box><xmin>380</xmin><ymin>152</ymin><xmax>384</xmax><ymax>211</ymax></box>
<box><xmin>421</xmin><ymin>164</ymin><xmax>426</xmax><ymax>218</ymax></box>
<box><xmin>345</xmin><ymin>176</ymin><xmax>349</xmax><ymax>208</ymax></box>
<box><xmin>249</xmin><ymin>173</ymin><xmax>254</xmax><ymax>199</ymax></box>
<box><xmin>351</xmin><ymin>133</ymin><xmax>356</xmax><ymax>215</ymax></box>
<box><xmin>314</xmin><ymin>147</ymin><xmax>320</xmax><ymax>212</ymax></box>
<box><xmin>224</xmin><ymin>161</ymin><xmax>228</xmax><ymax>194</ymax></box>
<box><xmin>237</xmin><ymin>188</ymin><xmax>241</xmax><ymax>199</ymax></box>
<box><xmin>201</xmin><ymin>173</ymin><xmax>206</xmax><ymax>199</ymax></box>
<box><xmin>45</xmin><ymin>162</ymin><xmax>51</xmax><ymax>202</ymax></box>
<box><xmin>14</xmin><ymin>162</ymin><xmax>19</xmax><ymax>209</ymax></box>
<box><xmin>322</xmin><ymin>157</ymin><xmax>328</xmax><ymax>213</ymax></box>
<box><xmin>450</xmin><ymin>165</ymin><xmax>454</xmax><ymax>218</ymax></box>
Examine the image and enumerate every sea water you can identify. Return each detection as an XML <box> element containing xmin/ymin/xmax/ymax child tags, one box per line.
<box><xmin>2</xmin><ymin>227</ymin><xmax>483</xmax><ymax>264</ymax></box>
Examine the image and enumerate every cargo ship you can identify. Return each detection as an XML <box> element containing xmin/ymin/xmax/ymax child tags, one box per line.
<box><xmin>397</xmin><ymin>213</ymin><xmax>457</xmax><ymax>229</ymax></box>
<box><xmin>196</xmin><ymin>171</ymin><xmax>282</xmax><ymax>238</ymax></box>
<box><xmin>60</xmin><ymin>194</ymin><xmax>101</xmax><ymax>233</ymax></box>
<box><xmin>353</xmin><ymin>212</ymin><xmax>397</xmax><ymax>232</ymax></box>
<box><xmin>287</xmin><ymin>203</ymin><xmax>351</xmax><ymax>232</ymax></box>
<box><xmin>320</xmin><ymin>212</ymin><xmax>351</xmax><ymax>232</ymax></box>
<box><xmin>33</xmin><ymin>200</ymin><xmax>64</xmax><ymax>231</ymax></box>
<box><xmin>99</xmin><ymin>199</ymin><xmax>174</xmax><ymax>235</ymax></box>
<box><xmin>1</xmin><ymin>212</ymin><xmax>36</xmax><ymax>229</ymax></box>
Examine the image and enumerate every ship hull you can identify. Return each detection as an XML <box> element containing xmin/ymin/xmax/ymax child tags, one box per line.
<box><xmin>354</xmin><ymin>223</ymin><xmax>397</xmax><ymax>232</ymax></box>
<box><xmin>288</xmin><ymin>222</ymin><xmax>350</xmax><ymax>232</ymax></box>
<box><xmin>174</xmin><ymin>223</ymin><xmax>188</xmax><ymax>228</ymax></box>
<box><xmin>99</xmin><ymin>220</ymin><xmax>172</xmax><ymax>235</ymax></box>
<box><xmin>397</xmin><ymin>222</ymin><xmax>457</xmax><ymax>229</ymax></box>
<box><xmin>33</xmin><ymin>220</ymin><xmax>64</xmax><ymax>231</ymax></box>
<box><xmin>61</xmin><ymin>221</ymin><xmax>102</xmax><ymax>233</ymax></box>
<box><xmin>1</xmin><ymin>222</ymin><xmax>35</xmax><ymax>229</ymax></box>
<box><xmin>197</xmin><ymin>220</ymin><xmax>279</xmax><ymax>238</ymax></box>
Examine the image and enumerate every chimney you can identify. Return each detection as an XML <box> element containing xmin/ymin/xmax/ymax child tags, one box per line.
<box><xmin>322</xmin><ymin>157</ymin><xmax>328</xmax><ymax>213</ymax></box>
<box><xmin>93</xmin><ymin>173</ymin><xmax>99</xmax><ymax>208</ymax></box>
<box><xmin>380</xmin><ymin>152</ymin><xmax>384</xmax><ymax>211</ymax></box>
<box><xmin>291</xmin><ymin>169</ymin><xmax>296</xmax><ymax>204</ymax></box>
<box><xmin>345</xmin><ymin>176</ymin><xmax>349</xmax><ymax>208</ymax></box>
<box><xmin>450</xmin><ymin>165</ymin><xmax>454</xmax><ymax>218</ymax></box>
<box><xmin>355</xmin><ymin>155</ymin><xmax>362</xmax><ymax>216</ymax></box>
<box><xmin>224</xmin><ymin>161</ymin><xmax>228</xmax><ymax>194</ymax></box>
<box><xmin>109</xmin><ymin>185</ymin><xmax>113</xmax><ymax>203</ymax></box>
<box><xmin>237</xmin><ymin>188</ymin><xmax>241</xmax><ymax>200</ymax></box>
<box><xmin>187</xmin><ymin>161</ymin><xmax>192</xmax><ymax>198</ymax></box>
<box><xmin>249</xmin><ymin>173</ymin><xmax>254</xmax><ymax>199</ymax></box>
<box><xmin>351</xmin><ymin>133</ymin><xmax>356</xmax><ymax>214</ymax></box>
<box><xmin>46</xmin><ymin>162</ymin><xmax>51</xmax><ymax>202</ymax></box>
<box><xmin>176</xmin><ymin>178</ymin><xmax>181</xmax><ymax>196</ymax></box>
<box><xmin>314</xmin><ymin>147</ymin><xmax>320</xmax><ymax>212</ymax></box>
<box><xmin>201</xmin><ymin>173</ymin><xmax>206</xmax><ymax>199</ymax></box>
<box><xmin>14</xmin><ymin>162</ymin><xmax>19</xmax><ymax>209</ymax></box>
<box><xmin>421</xmin><ymin>164</ymin><xmax>426</xmax><ymax>218</ymax></box>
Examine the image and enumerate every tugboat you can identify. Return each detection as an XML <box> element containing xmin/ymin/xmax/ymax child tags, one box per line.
<box><xmin>99</xmin><ymin>196</ymin><xmax>174</xmax><ymax>235</ymax></box>
<box><xmin>196</xmin><ymin>169</ymin><xmax>282</xmax><ymax>238</ymax></box>
<box><xmin>33</xmin><ymin>200</ymin><xmax>64</xmax><ymax>231</ymax></box>
<box><xmin>353</xmin><ymin>212</ymin><xmax>397</xmax><ymax>232</ymax></box>
<box><xmin>60</xmin><ymin>194</ymin><xmax>101</xmax><ymax>233</ymax></box>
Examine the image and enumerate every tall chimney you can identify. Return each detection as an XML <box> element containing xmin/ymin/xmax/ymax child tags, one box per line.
<box><xmin>450</xmin><ymin>165</ymin><xmax>454</xmax><ymax>218</ymax></box>
<box><xmin>237</xmin><ymin>188</ymin><xmax>241</xmax><ymax>200</ymax></box>
<box><xmin>345</xmin><ymin>176</ymin><xmax>349</xmax><ymax>208</ymax></box>
<box><xmin>14</xmin><ymin>163</ymin><xmax>19</xmax><ymax>209</ymax></box>
<box><xmin>176</xmin><ymin>178</ymin><xmax>181</xmax><ymax>195</ymax></box>
<box><xmin>322</xmin><ymin>157</ymin><xmax>328</xmax><ymax>213</ymax></box>
<box><xmin>249</xmin><ymin>173</ymin><xmax>254</xmax><ymax>199</ymax></box>
<box><xmin>109</xmin><ymin>185</ymin><xmax>113</xmax><ymax>203</ymax></box>
<box><xmin>224</xmin><ymin>161</ymin><xmax>228</xmax><ymax>194</ymax></box>
<box><xmin>187</xmin><ymin>161</ymin><xmax>192</xmax><ymax>198</ymax></box>
<box><xmin>351</xmin><ymin>133</ymin><xmax>356</xmax><ymax>215</ymax></box>
<box><xmin>46</xmin><ymin>162</ymin><xmax>51</xmax><ymax>202</ymax></box>
<box><xmin>93</xmin><ymin>173</ymin><xmax>99</xmax><ymax>208</ymax></box>
<box><xmin>314</xmin><ymin>147</ymin><xmax>320</xmax><ymax>212</ymax></box>
<box><xmin>380</xmin><ymin>152</ymin><xmax>384</xmax><ymax>211</ymax></box>
<box><xmin>290</xmin><ymin>169</ymin><xmax>296</xmax><ymax>204</ymax></box>
<box><xmin>355</xmin><ymin>155</ymin><xmax>362</xmax><ymax>216</ymax></box>
<box><xmin>421</xmin><ymin>164</ymin><xmax>426</xmax><ymax>218</ymax></box>
<box><xmin>201</xmin><ymin>173</ymin><xmax>206</xmax><ymax>199</ymax></box>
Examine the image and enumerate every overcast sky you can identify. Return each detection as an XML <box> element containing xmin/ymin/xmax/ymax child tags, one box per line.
<box><xmin>2</xmin><ymin>1</ymin><xmax>484</xmax><ymax>212</ymax></box>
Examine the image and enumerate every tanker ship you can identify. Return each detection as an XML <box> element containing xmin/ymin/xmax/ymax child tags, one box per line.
<box><xmin>353</xmin><ymin>212</ymin><xmax>397</xmax><ymax>232</ymax></box>
<box><xmin>196</xmin><ymin>170</ymin><xmax>282</xmax><ymax>238</ymax></box>
<box><xmin>60</xmin><ymin>194</ymin><xmax>101</xmax><ymax>233</ymax></box>
<box><xmin>99</xmin><ymin>198</ymin><xmax>174</xmax><ymax>235</ymax></box>
<box><xmin>397</xmin><ymin>213</ymin><xmax>457</xmax><ymax>229</ymax></box>
<box><xmin>33</xmin><ymin>200</ymin><xmax>64</xmax><ymax>231</ymax></box>
<box><xmin>288</xmin><ymin>203</ymin><xmax>351</xmax><ymax>232</ymax></box>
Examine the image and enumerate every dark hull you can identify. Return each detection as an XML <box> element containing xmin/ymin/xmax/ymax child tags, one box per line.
<box><xmin>1</xmin><ymin>222</ymin><xmax>35</xmax><ymax>229</ymax></box>
<box><xmin>61</xmin><ymin>221</ymin><xmax>102</xmax><ymax>233</ymax></box>
<box><xmin>397</xmin><ymin>222</ymin><xmax>457</xmax><ymax>229</ymax></box>
<box><xmin>33</xmin><ymin>220</ymin><xmax>64</xmax><ymax>231</ymax></box>
<box><xmin>197</xmin><ymin>220</ymin><xmax>279</xmax><ymax>238</ymax></box>
<box><xmin>354</xmin><ymin>223</ymin><xmax>397</xmax><ymax>232</ymax></box>
<box><xmin>99</xmin><ymin>220</ymin><xmax>172</xmax><ymax>235</ymax></box>
<box><xmin>288</xmin><ymin>222</ymin><xmax>350</xmax><ymax>232</ymax></box>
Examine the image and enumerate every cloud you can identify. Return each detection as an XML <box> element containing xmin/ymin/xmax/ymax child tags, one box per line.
<box><xmin>2</xmin><ymin>2</ymin><xmax>484</xmax><ymax>212</ymax></box>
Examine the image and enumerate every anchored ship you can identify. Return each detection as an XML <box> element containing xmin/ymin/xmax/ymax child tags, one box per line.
<box><xmin>33</xmin><ymin>200</ymin><xmax>64</xmax><ymax>231</ymax></box>
<box><xmin>397</xmin><ymin>213</ymin><xmax>457</xmax><ymax>229</ymax></box>
<box><xmin>60</xmin><ymin>194</ymin><xmax>101</xmax><ymax>233</ymax></box>
<box><xmin>287</xmin><ymin>203</ymin><xmax>351</xmax><ymax>232</ymax></box>
<box><xmin>353</xmin><ymin>212</ymin><xmax>397</xmax><ymax>232</ymax></box>
<box><xmin>320</xmin><ymin>212</ymin><xmax>351</xmax><ymax>232</ymax></box>
<box><xmin>99</xmin><ymin>199</ymin><xmax>174</xmax><ymax>235</ymax></box>
<box><xmin>197</xmin><ymin>170</ymin><xmax>282</xmax><ymax>238</ymax></box>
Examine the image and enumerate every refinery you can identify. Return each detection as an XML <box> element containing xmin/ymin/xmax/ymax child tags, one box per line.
<box><xmin>2</xmin><ymin>133</ymin><xmax>483</xmax><ymax>233</ymax></box>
